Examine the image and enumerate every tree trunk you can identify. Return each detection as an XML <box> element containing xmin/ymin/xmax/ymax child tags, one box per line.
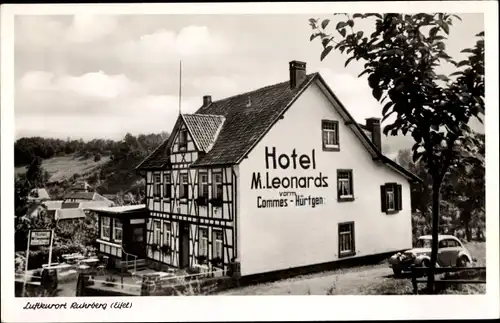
<box><xmin>427</xmin><ymin>179</ymin><xmax>442</xmax><ymax>294</ymax></box>
<box><xmin>465</xmin><ymin>223</ymin><xmax>472</xmax><ymax>242</ymax></box>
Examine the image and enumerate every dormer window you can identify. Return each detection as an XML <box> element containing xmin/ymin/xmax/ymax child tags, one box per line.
<box><xmin>322</xmin><ymin>120</ymin><xmax>339</xmax><ymax>151</ymax></box>
<box><xmin>179</xmin><ymin>130</ymin><xmax>188</xmax><ymax>150</ymax></box>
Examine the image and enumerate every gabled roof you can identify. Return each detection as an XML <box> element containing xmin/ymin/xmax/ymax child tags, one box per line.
<box><xmin>55</xmin><ymin>208</ymin><xmax>86</xmax><ymax>220</ymax></box>
<box><xmin>64</xmin><ymin>191</ymin><xmax>95</xmax><ymax>200</ymax></box>
<box><xmin>28</xmin><ymin>188</ymin><xmax>50</xmax><ymax>200</ymax></box>
<box><xmin>191</xmin><ymin>74</ymin><xmax>317</xmax><ymax>166</ymax></box>
<box><xmin>181</xmin><ymin>114</ymin><xmax>226</xmax><ymax>152</ymax></box>
<box><xmin>136</xmin><ymin>70</ymin><xmax>420</xmax><ymax>183</ymax></box>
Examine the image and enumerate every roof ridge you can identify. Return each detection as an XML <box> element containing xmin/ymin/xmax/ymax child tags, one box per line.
<box><xmin>198</xmin><ymin>72</ymin><xmax>318</xmax><ymax>110</ymax></box>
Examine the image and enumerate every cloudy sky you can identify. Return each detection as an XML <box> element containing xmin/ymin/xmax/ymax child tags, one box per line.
<box><xmin>14</xmin><ymin>13</ymin><xmax>484</xmax><ymax>156</ymax></box>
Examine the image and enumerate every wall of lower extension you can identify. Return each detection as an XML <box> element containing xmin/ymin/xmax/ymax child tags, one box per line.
<box><xmin>237</xmin><ymin>81</ymin><xmax>412</xmax><ymax>277</ymax></box>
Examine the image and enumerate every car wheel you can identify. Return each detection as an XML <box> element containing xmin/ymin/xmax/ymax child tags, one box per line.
<box><xmin>456</xmin><ymin>256</ymin><xmax>470</xmax><ymax>268</ymax></box>
<box><xmin>421</xmin><ymin>259</ymin><xmax>430</xmax><ymax>267</ymax></box>
<box><xmin>392</xmin><ymin>268</ymin><xmax>402</xmax><ymax>277</ymax></box>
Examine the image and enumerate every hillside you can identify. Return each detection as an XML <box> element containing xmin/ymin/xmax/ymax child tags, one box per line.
<box><xmin>14</xmin><ymin>132</ymin><xmax>169</xmax><ymax>199</ymax></box>
<box><xmin>15</xmin><ymin>154</ymin><xmax>111</xmax><ymax>183</ymax></box>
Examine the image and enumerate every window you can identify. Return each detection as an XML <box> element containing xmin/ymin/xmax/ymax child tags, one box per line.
<box><xmin>338</xmin><ymin>222</ymin><xmax>355</xmax><ymax>257</ymax></box>
<box><xmin>199</xmin><ymin>172</ymin><xmax>209</xmax><ymax>198</ymax></box>
<box><xmin>101</xmin><ymin>217</ymin><xmax>111</xmax><ymax>240</ymax></box>
<box><xmin>154</xmin><ymin>220</ymin><xmax>161</xmax><ymax>245</ymax></box>
<box><xmin>212</xmin><ymin>172</ymin><xmax>223</xmax><ymax>200</ymax></box>
<box><xmin>113</xmin><ymin>219</ymin><xmax>123</xmax><ymax>242</ymax></box>
<box><xmin>153</xmin><ymin>174</ymin><xmax>161</xmax><ymax>197</ymax></box>
<box><xmin>213</xmin><ymin>230</ymin><xmax>223</xmax><ymax>264</ymax></box>
<box><xmin>386</xmin><ymin>185</ymin><xmax>395</xmax><ymax>210</ymax></box>
<box><xmin>199</xmin><ymin>228</ymin><xmax>208</xmax><ymax>257</ymax></box>
<box><xmin>163</xmin><ymin>222</ymin><xmax>171</xmax><ymax>246</ymax></box>
<box><xmin>179</xmin><ymin>173</ymin><xmax>189</xmax><ymax>199</ymax></box>
<box><xmin>179</xmin><ymin>130</ymin><xmax>188</xmax><ymax>150</ymax></box>
<box><xmin>163</xmin><ymin>173</ymin><xmax>171</xmax><ymax>199</ymax></box>
<box><xmin>380</xmin><ymin>183</ymin><xmax>402</xmax><ymax>213</ymax></box>
<box><xmin>322</xmin><ymin>120</ymin><xmax>339</xmax><ymax>151</ymax></box>
<box><xmin>337</xmin><ymin>170</ymin><xmax>354</xmax><ymax>202</ymax></box>
<box><xmin>440</xmin><ymin>239</ymin><xmax>461</xmax><ymax>248</ymax></box>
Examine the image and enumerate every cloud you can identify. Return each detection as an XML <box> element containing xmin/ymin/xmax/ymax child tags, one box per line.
<box><xmin>65</xmin><ymin>15</ymin><xmax>118</xmax><ymax>43</ymax></box>
<box><xmin>118</xmin><ymin>25</ymin><xmax>231</xmax><ymax>65</ymax></box>
<box><xmin>16</xmin><ymin>70</ymin><xmax>146</xmax><ymax>116</ymax></box>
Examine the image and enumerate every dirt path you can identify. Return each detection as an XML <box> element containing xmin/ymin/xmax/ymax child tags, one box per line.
<box><xmin>218</xmin><ymin>264</ymin><xmax>396</xmax><ymax>295</ymax></box>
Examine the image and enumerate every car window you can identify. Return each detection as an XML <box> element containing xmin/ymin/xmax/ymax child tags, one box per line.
<box><xmin>438</xmin><ymin>240</ymin><xmax>448</xmax><ymax>248</ymax></box>
<box><xmin>416</xmin><ymin>239</ymin><xmax>432</xmax><ymax>248</ymax></box>
<box><xmin>446</xmin><ymin>239</ymin><xmax>461</xmax><ymax>248</ymax></box>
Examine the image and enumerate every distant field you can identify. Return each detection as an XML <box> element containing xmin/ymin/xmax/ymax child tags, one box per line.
<box><xmin>15</xmin><ymin>154</ymin><xmax>111</xmax><ymax>182</ymax></box>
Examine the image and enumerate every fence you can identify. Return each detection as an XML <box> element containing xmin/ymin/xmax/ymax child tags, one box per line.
<box><xmin>77</xmin><ymin>267</ymin><xmax>238</xmax><ymax>296</ymax></box>
<box><xmin>409</xmin><ymin>266</ymin><xmax>486</xmax><ymax>294</ymax></box>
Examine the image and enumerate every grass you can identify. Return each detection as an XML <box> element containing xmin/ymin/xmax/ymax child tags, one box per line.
<box><xmin>221</xmin><ymin>242</ymin><xmax>487</xmax><ymax>296</ymax></box>
<box><xmin>15</xmin><ymin>154</ymin><xmax>110</xmax><ymax>183</ymax></box>
<box><xmin>348</xmin><ymin>241</ymin><xmax>486</xmax><ymax>295</ymax></box>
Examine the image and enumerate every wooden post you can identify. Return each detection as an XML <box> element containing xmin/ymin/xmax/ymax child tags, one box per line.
<box><xmin>47</xmin><ymin>229</ymin><xmax>54</xmax><ymax>268</ymax></box>
<box><xmin>22</xmin><ymin>231</ymin><xmax>32</xmax><ymax>297</ymax></box>
<box><xmin>411</xmin><ymin>267</ymin><xmax>418</xmax><ymax>295</ymax></box>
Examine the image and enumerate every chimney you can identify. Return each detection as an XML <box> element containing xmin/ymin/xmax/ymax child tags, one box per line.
<box><xmin>203</xmin><ymin>95</ymin><xmax>212</xmax><ymax>106</ymax></box>
<box><xmin>365</xmin><ymin>117</ymin><xmax>382</xmax><ymax>152</ymax></box>
<box><xmin>289</xmin><ymin>60</ymin><xmax>307</xmax><ymax>89</ymax></box>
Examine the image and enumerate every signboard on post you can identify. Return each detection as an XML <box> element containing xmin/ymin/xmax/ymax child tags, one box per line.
<box><xmin>30</xmin><ymin>230</ymin><xmax>52</xmax><ymax>246</ymax></box>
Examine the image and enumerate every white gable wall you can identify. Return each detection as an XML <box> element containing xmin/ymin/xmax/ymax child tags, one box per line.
<box><xmin>238</xmin><ymin>81</ymin><xmax>412</xmax><ymax>276</ymax></box>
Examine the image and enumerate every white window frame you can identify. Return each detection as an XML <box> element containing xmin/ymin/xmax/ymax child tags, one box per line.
<box><xmin>213</xmin><ymin>230</ymin><xmax>223</xmax><ymax>262</ymax></box>
<box><xmin>113</xmin><ymin>219</ymin><xmax>123</xmax><ymax>243</ymax></box>
<box><xmin>322</xmin><ymin>120</ymin><xmax>339</xmax><ymax>149</ymax></box>
<box><xmin>338</xmin><ymin>170</ymin><xmax>353</xmax><ymax>199</ymax></box>
<box><xmin>101</xmin><ymin>217</ymin><xmax>111</xmax><ymax>240</ymax></box>
<box><xmin>199</xmin><ymin>227</ymin><xmax>208</xmax><ymax>257</ymax></box>
<box><xmin>179</xmin><ymin>173</ymin><xmax>189</xmax><ymax>199</ymax></box>
<box><xmin>213</xmin><ymin>172</ymin><xmax>223</xmax><ymax>200</ymax></box>
<box><xmin>164</xmin><ymin>173</ymin><xmax>171</xmax><ymax>199</ymax></box>
<box><xmin>154</xmin><ymin>220</ymin><xmax>162</xmax><ymax>245</ymax></box>
<box><xmin>386</xmin><ymin>185</ymin><xmax>396</xmax><ymax>211</ymax></box>
<box><xmin>339</xmin><ymin>222</ymin><xmax>355</xmax><ymax>256</ymax></box>
<box><xmin>199</xmin><ymin>172</ymin><xmax>209</xmax><ymax>198</ymax></box>
<box><xmin>153</xmin><ymin>174</ymin><xmax>161</xmax><ymax>197</ymax></box>
<box><xmin>163</xmin><ymin>222</ymin><xmax>172</xmax><ymax>246</ymax></box>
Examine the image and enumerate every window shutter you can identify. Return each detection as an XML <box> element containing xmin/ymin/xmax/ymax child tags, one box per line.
<box><xmin>396</xmin><ymin>184</ymin><xmax>403</xmax><ymax>210</ymax></box>
<box><xmin>380</xmin><ymin>185</ymin><xmax>387</xmax><ymax>212</ymax></box>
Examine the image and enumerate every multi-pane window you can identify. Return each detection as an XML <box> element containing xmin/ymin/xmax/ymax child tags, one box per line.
<box><xmin>338</xmin><ymin>222</ymin><xmax>355</xmax><ymax>257</ymax></box>
<box><xmin>163</xmin><ymin>173</ymin><xmax>171</xmax><ymax>199</ymax></box>
<box><xmin>212</xmin><ymin>172</ymin><xmax>223</xmax><ymax>200</ymax></box>
<box><xmin>179</xmin><ymin>130</ymin><xmax>188</xmax><ymax>150</ymax></box>
<box><xmin>381</xmin><ymin>183</ymin><xmax>402</xmax><ymax>213</ymax></box>
<box><xmin>163</xmin><ymin>222</ymin><xmax>171</xmax><ymax>246</ymax></box>
<box><xmin>199</xmin><ymin>228</ymin><xmax>208</xmax><ymax>257</ymax></box>
<box><xmin>153</xmin><ymin>174</ymin><xmax>161</xmax><ymax>197</ymax></box>
<box><xmin>154</xmin><ymin>220</ymin><xmax>161</xmax><ymax>245</ymax></box>
<box><xmin>213</xmin><ymin>230</ymin><xmax>223</xmax><ymax>263</ymax></box>
<box><xmin>386</xmin><ymin>185</ymin><xmax>395</xmax><ymax>211</ymax></box>
<box><xmin>199</xmin><ymin>172</ymin><xmax>209</xmax><ymax>198</ymax></box>
<box><xmin>322</xmin><ymin>120</ymin><xmax>339</xmax><ymax>150</ymax></box>
<box><xmin>113</xmin><ymin>219</ymin><xmax>123</xmax><ymax>242</ymax></box>
<box><xmin>101</xmin><ymin>217</ymin><xmax>111</xmax><ymax>240</ymax></box>
<box><xmin>337</xmin><ymin>170</ymin><xmax>354</xmax><ymax>201</ymax></box>
<box><xmin>179</xmin><ymin>173</ymin><xmax>189</xmax><ymax>198</ymax></box>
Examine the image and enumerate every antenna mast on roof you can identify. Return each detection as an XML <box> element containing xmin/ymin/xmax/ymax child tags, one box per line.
<box><xmin>178</xmin><ymin>60</ymin><xmax>182</xmax><ymax>116</ymax></box>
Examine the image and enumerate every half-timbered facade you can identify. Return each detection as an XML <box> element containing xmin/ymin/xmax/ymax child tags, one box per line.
<box><xmin>137</xmin><ymin>60</ymin><xmax>421</xmax><ymax>277</ymax></box>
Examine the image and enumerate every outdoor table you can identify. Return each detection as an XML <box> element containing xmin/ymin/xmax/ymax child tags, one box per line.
<box><xmin>77</xmin><ymin>265</ymin><xmax>91</xmax><ymax>274</ymax></box>
<box><xmin>80</xmin><ymin>258</ymin><xmax>100</xmax><ymax>266</ymax></box>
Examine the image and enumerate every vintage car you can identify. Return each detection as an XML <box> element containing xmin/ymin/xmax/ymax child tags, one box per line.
<box><xmin>388</xmin><ymin>234</ymin><xmax>474</xmax><ymax>276</ymax></box>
